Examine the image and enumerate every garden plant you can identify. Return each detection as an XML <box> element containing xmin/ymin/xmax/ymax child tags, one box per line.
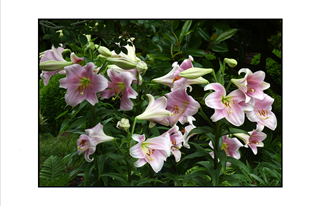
<box><xmin>39</xmin><ymin>19</ymin><xmax>282</xmax><ymax>186</ymax></box>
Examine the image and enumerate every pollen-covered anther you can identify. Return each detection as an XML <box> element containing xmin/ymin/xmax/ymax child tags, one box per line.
<box><xmin>257</xmin><ymin>108</ymin><xmax>269</xmax><ymax>120</ymax></box>
<box><xmin>181</xmin><ymin>127</ymin><xmax>185</xmax><ymax>133</ymax></box>
<box><xmin>172</xmin><ymin>76</ymin><xmax>181</xmax><ymax>83</ymax></box>
<box><xmin>171</xmin><ymin>105</ymin><xmax>180</xmax><ymax>114</ymax></box>
<box><xmin>250</xmin><ymin>89</ymin><xmax>255</xmax><ymax>92</ymax></box>
<box><xmin>79</xmin><ymin>139</ymin><xmax>87</xmax><ymax>147</ymax></box>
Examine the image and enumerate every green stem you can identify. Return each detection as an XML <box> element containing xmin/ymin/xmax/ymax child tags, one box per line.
<box><xmin>212</xmin><ymin>70</ymin><xmax>218</xmax><ymax>83</ymax></box>
<box><xmin>199</xmin><ymin>106</ymin><xmax>215</xmax><ymax>128</ymax></box>
<box><xmin>214</xmin><ymin>121</ymin><xmax>221</xmax><ymax>170</ymax></box>
<box><xmin>225</xmin><ymin>80</ymin><xmax>233</xmax><ymax>92</ymax></box>
<box><xmin>113</xmin><ymin>139</ymin><xmax>131</xmax><ymax>183</ymax></box>
<box><xmin>129</xmin><ymin>118</ymin><xmax>137</xmax><ymax>149</ymax></box>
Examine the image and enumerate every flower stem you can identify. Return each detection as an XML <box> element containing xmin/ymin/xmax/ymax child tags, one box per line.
<box><xmin>225</xmin><ymin>80</ymin><xmax>233</xmax><ymax>92</ymax></box>
<box><xmin>129</xmin><ymin>117</ymin><xmax>137</xmax><ymax>149</ymax></box>
<box><xmin>113</xmin><ymin>139</ymin><xmax>131</xmax><ymax>183</ymax></box>
<box><xmin>212</xmin><ymin>70</ymin><xmax>218</xmax><ymax>83</ymax></box>
<box><xmin>214</xmin><ymin>121</ymin><xmax>221</xmax><ymax>170</ymax></box>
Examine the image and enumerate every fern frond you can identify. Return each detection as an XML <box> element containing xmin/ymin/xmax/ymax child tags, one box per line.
<box><xmin>39</xmin><ymin>155</ymin><xmax>64</xmax><ymax>181</ymax></box>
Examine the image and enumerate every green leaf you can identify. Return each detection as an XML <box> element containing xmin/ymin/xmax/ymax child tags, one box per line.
<box><xmin>187</xmin><ymin>126</ymin><xmax>215</xmax><ymax>138</ymax></box>
<box><xmin>83</xmin><ymin>161</ymin><xmax>95</xmax><ymax>186</ymax></box>
<box><xmin>221</xmin><ymin>128</ymin><xmax>250</xmax><ymax>136</ymax></box>
<box><xmin>135</xmin><ymin>178</ymin><xmax>163</xmax><ymax>186</ymax></box>
<box><xmin>79</xmin><ymin>35</ymin><xmax>88</xmax><ymax>46</ymax></box>
<box><xmin>43</xmin><ymin>34</ymin><xmax>52</xmax><ymax>40</ymax></box>
<box><xmin>97</xmin><ymin>156</ymin><xmax>106</xmax><ymax>178</ymax></box>
<box><xmin>120</xmin><ymin>20</ymin><xmax>128</xmax><ymax>26</ymax></box>
<box><xmin>216</xmin><ymin>150</ymin><xmax>227</xmax><ymax>170</ymax></box>
<box><xmin>68</xmin><ymin>118</ymin><xmax>87</xmax><ymax>129</ymax></box>
<box><xmin>151</xmin><ymin>24</ymin><xmax>156</xmax><ymax>33</ymax></box>
<box><xmin>179</xmin><ymin>20</ymin><xmax>192</xmax><ymax>43</ymax></box>
<box><xmin>55</xmin><ymin>110</ymin><xmax>69</xmax><ymax>120</ymax></box>
<box><xmin>100</xmin><ymin>173</ymin><xmax>127</xmax><ymax>185</ymax></box>
<box><xmin>63</xmin><ymin>29</ymin><xmax>70</xmax><ymax>36</ymax></box>
<box><xmin>185</xmin><ymin>48</ymin><xmax>206</xmax><ymax>57</ymax></box>
<box><xmin>211</xmin><ymin>43</ymin><xmax>228</xmax><ymax>52</ymax></box>
<box><xmin>162</xmin><ymin>31</ymin><xmax>176</xmax><ymax>43</ymax></box>
<box><xmin>59</xmin><ymin>119</ymin><xmax>70</xmax><ymax>133</ymax></box>
<box><xmin>227</xmin><ymin>156</ymin><xmax>250</xmax><ymax>175</ymax></box>
<box><xmin>250</xmin><ymin>173</ymin><xmax>266</xmax><ymax>185</ymax></box>
<box><xmin>215</xmin><ymin>29</ymin><xmax>238</xmax><ymax>43</ymax></box>
<box><xmin>197</xmin><ymin>28</ymin><xmax>211</xmax><ymax>42</ymax></box>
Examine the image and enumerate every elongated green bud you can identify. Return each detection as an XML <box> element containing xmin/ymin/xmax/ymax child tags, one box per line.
<box><xmin>97</xmin><ymin>46</ymin><xmax>112</xmax><ymax>58</ymax></box>
<box><xmin>179</xmin><ymin>67</ymin><xmax>213</xmax><ymax>79</ymax></box>
<box><xmin>39</xmin><ymin>60</ymin><xmax>74</xmax><ymax>71</ymax></box>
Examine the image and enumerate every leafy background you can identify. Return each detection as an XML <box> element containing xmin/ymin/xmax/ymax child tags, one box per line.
<box><xmin>39</xmin><ymin>19</ymin><xmax>282</xmax><ymax>186</ymax></box>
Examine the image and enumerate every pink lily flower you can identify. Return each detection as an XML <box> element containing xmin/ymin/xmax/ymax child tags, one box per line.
<box><xmin>59</xmin><ymin>62</ymin><xmax>109</xmax><ymax>107</ymax></box>
<box><xmin>129</xmin><ymin>134</ymin><xmax>171</xmax><ymax>173</ymax></box>
<box><xmin>161</xmin><ymin>125</ymin><xmax>184</xmax><ymax>162</ymax></box>
<box><xmin>231</xmin><ymin>68</ymin><xmax>270</xmax><ymax>103</ymax></box>
<box><xmin>246</xmin><ymin>93</ymin><xmax>277</xmax><ymax>130</ymax></box>
<box><xmin>77</xmin><ymin>123</ymin><xmax>114</xmax><ymax>162</ymax></box>
<box><xmin>107</xmin><ymin>65</ymin><xmax>142</xmax><ymax>85</ymax></box>
<box><xmin>70</xmin><ymin>52</ymin><xmax>84</xmax><ymax>64</ymax></box>
<box><xmin>165</xmin><ymin>87</ymin><xmax>200</xmax><ymax>126</ymax></box>
<box><xmin>233</xmin><ymin>125</ymin><xmax>267</xmax><ymax>155</ymax></box>
<box><xmin>204</xmin><ymin>83</ymin><xmax>253</xmax><ymax>126</ymax></box>
<box><xmin>40</xmin><ymin>46</ymin><xmax>68</xmax><ymax>86</ymax></box>
<box><xmin>152</xmin><ymin>56</ymin><xmax>208</xmax><ymax>90</ymax></box>
<box><xmin>100</xmin><ymin>68</ymin><xmax>138</xmax><ymax>111</ymax></box>
<box><xmin>209</xmin><ymin>135</ymin><xmax>243</xmax><ymax>166</ymax></box>
<box><xmin>136</xmin><ymin>94</ymin><xmax>171</xmax><ymax>128</ymax></box>
<box><xmin>182</xmin><ymin>124</ymin><xmax>197</xmax><ymax>149</ymax></box>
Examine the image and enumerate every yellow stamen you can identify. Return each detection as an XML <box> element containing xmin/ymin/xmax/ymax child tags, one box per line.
<box><xmin>172</xmin><ymin>76</ymin><xmax>181</xmax><ymax>83</ymax></box>
<box><xmin>172</xmin><ymin>105</ymin><xmax>180</xmax><ymax>114</ymax></box>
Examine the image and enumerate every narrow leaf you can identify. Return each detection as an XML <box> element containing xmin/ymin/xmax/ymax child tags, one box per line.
<box><xmin>215</xmin><ymin>29</ymin><xmax>238</xmax><ymax>43</ymax></box>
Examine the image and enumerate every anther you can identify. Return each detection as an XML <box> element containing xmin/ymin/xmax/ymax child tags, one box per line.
<box><xmin>172</xmin><ymin>76</ymin><xmax>181</xmax><ymax>83</ymax></box>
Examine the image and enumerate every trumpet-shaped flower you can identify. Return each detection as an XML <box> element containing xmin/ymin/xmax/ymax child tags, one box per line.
<box><xmin>182</xmin><ymin>124</ymin><xmax>197</xmax><ymax>149</ymax></box>
<box><xmin>161</xmin><ymin>125</ymin><xmax>184</xmax><ymax>162</ymax></box>
<box><xmin>59</xmin><ymin>62</ymin><xmax>109</xmax><ymax>107</ymax></box>
<box><xmin>40</xmin><ymin>46</ymin><xmax>72</xmax><ymax>86</ymax></box>
<box><xmin>165</xmin><ymin>87</ymin><xmax>200</xmax><ymax>126</ymax></box>
<box><xmin>231</xmin><ymin>68</ymin><xmax>270</xmax><ymax>103</ymax></box>
<box><xmin>246</xmin><ymin>93</ymin><xmax>277</xmax><ymax>130</ymax></box>
<box><xmin>152</xmin><ymin>56</ymin><xmax>208</xmax><ymax>90</ymax></box>
<box><xmin>100</xmin><ymin>68</ymin><xmax>138</xmax><ymax>111</ymax></box>
<box><xmin>204</xmin><ymin>83</ymin><xmax>253</xmax><ymax>126</ymax></box>
<box><xmin>77</xmin><ymin>123</ymin><xmax>114</xmax><ymax>162</ymax></box>
<box><xmin>136</xmin><ymin>94</ymin><xmax>171</xmax><ymax>128</ymax></box>
<box><xmin>233</xmin><ymin>125</ymin><xmax>267</xmax><ymax>155</ymax></box>
<box><xmin>209</xmin><ymin>135</ymin><xmax>243</xmax><ymax>166</ymax></box>
<box><xmin>107</xmin><ymin>65</ymin><xmax>142</xmax><ymax>85</ymax></box>
<box><xmin>102</xmin><ymin>38</ymin><xmax>148</xmax><ymax>73</ymax></box>
<box><xmin>130</xmin><ymin>134</ymin><xmax>171</xmax><ymax>173</ymax></box>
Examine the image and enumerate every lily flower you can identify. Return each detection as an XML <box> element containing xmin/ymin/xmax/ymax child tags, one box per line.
<box><xmin>77</xmin><ymin>123</ymin><xmax>114</xmax><ymax>162</ymax></box>
<box><xmin>246</xmin><ymin>93</ymin><xmax>277</xmax><ymax>130</ymax></box>
<box><xmin>231</xmin><ymin>68</ymin><xmax>270</xmax><ymax>103</ymax></box>
<box><xmin>136</xmin><ymin>94</ymin><xmax>171</xmax><ymax>128</ymax></box>
<box><xmin>100</xmin><ymin>68</ymin><xmax>138</xmax><ymax>111</ymax></box>
<box><xmin>209</xmin><ymin>135</ymin><xmax>243</xmax><ymax>166</ymax></box>
<box><xmin>204</xmin><ymin>83</ymin><xmax>253</xmax><ymax>126</ymax></box>
<box><xmin>152</xmin><ymin>56</ymin><xmax>209</xmax><ymax>90</ymax></box>
<box><xmin>182</xmin><ymin>124</ymin><xmax>197</xmax><ymax>149</ymax></box>
<box><xmin>40</xmin><ymin>46</ymin><xmax>73</xmax><ymax>86</ymax></box>
<box><xmin>165</xmin><ymin>87</ymin><xmax>200</xmax><ymax>126</ymax></box>
<box><xmin>107</xmin><ymin>64</ymin><xmax>142</xmax><ymax>85</ymax></box>
<box><xmin>116</xmin><ymin>118</ymin><xmax>130</xmax><ymax>132</ymax></box>
<box><xmin>101</xmin><ymin>38</ymin><xmax>148</xmax><ymax>73</ymax></box>
<box><xmin>233</xmin><ymin>125</ymin><xmax>267</xmax><ymax>155</ymax></box>
<box><xmin>129</xmin><ymin>134</ymin><xmax>171</xmax><ymax>173</ymax></box>
<box><xmin>161</xmin><ymin>125</ymin><xmax>184</xmax><ymax>162</ymax></box>
<box><xmin>59</xmin><ymin>62</ymin><xmax>109</xmax><ymax>107</ymax></box>
<box><xmin>70</xmin><ymin>52</ymin><xmax>84</xmax><ymax>64</ymax></box>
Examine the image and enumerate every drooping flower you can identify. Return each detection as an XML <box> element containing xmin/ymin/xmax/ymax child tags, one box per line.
<box><xmin>40</xmin><ymin>46</ymin><xmax>73</xmax><ymax>86</ymax></box>
<box><xmin>59</xmin><ymin>62</ymin><xmax>109</xmax><ymax>107</ymax></box>
<box><xmin>233</xmin><ymin>125</ymin><xmax>267</xmax><ymax>155</ymax></box>
<box><xmin>231</xmin><ymin>68</ymin><xmax>270</xmax><ymax>103</ymax></box>
<box><xmin>182</xmin><ymin>124</ymin><xmax>197</xmax><ymax>149</ymax></box>
<box><xmin>209</xmin><ymin>135</ymin><xmax>243</xmax><ymax>166</ymax></box>
<box><xmin>77</xmin><ymin>123</ymin><xmax>114</xmax><ymax>162</ymax></box>
<box><xmin>152</xmin><ymin>56</ymin><xmax>208</xmax><ymax>90</ymax></box>
<box><xmin>100</xmin><ymin>68</ymin><xmax>138</xmax><ymax>111</ymax></box>
<box><xmin>129</xmin><ymin>134</ymin><xmax>171</xmax><ymax>173</ymax></box>
<box><xmin>136</xmin><ymin>94</ymin><xmax>171</xmax><ymax>128</ymax></box>
<box><xmin>165</xmin><ymin>87</ymin><xmax>200</xmax><ymax>126</ymax></box>
<box><xmin>116</xmin><ymin>118</ymin><xmax>130</xmax><ymax>132</ymax></box>
<box><xmin>246</xmin><ymin>93</ymin><xmax>277</xmax><ymax>130</ymax></box>
<box><xmin>161</xmin><ymin>125</ymin><xmax>184</xmax><ymax>162</ymax></box>
<box><xmin>107</xmin><ymin>64</ymin><xmax>142</xmax><ymax>85</ymax></box>
<box><xmin>204</xmin><ymin>83</ymin><xmax>253</xmax><ymax>126</ymax></box>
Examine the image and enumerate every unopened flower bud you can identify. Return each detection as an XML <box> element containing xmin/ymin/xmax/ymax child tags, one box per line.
<box><xmin>39</xmin><ymin>60</ymin><xmax>74</xmax><ymax>71</ymax></box>
<box><xmin>116</xmin><ymin>118</ymin><xmax>130</xmax><ymax>131</ymax></box>
<box><xmin>136</xmin><ymin>61</ymin><xmax>148</xmax><ymax>74</ymax></box>
<box><xmin>97</xmin><ymin>46</ymin><xmax>112</xmax><ymax>58</ymax></box>
<box><xmin>70</xmin><ymin>52</ymin><xmax>84</xmax><ymax>64</ymax></box>
<box><xmin>224</xmin><ymin>58</ymin><xmax>237</xmax><ymax>68</ymax></box>
<box><xmin>179</xmin><ymin>68</ymin><xmax>213</xmax><ymax>79</ymax></box>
